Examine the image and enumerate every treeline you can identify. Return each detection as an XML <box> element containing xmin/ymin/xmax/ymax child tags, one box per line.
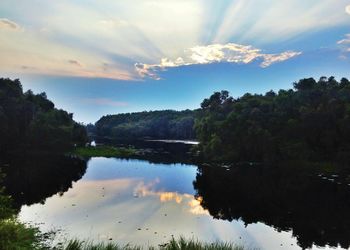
<box><xmin>94</xmin><ymin>110</ymin><xmax>197</xmax><ymax>140</ymax></box>
<box><xmin>0</xmin><ymin>78</ymin><xmax>88</xmax><ymax>153</ymax></box>
<box><xmin>195</xmin><ymin>76</ymin><xmax>350</xmax><ymax>163</ymax></box>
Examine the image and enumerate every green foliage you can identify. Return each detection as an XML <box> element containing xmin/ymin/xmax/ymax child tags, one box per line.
<box><xmin>0</xmin><ymin>219</ymin><xmax>42</xmax><ymax>250</ymax></box>
<box><xmin>73</xmin><ymin>146</ymin><xmax>137</xmax><ymax>158</ymax></box>
<box><xmin>195</xmin><ymin>77</ymin><xmax>350</xmax><ymax>164</ymax></box>
<box><xmin>0</xmin><ymin>78</ymin><xmax>88</xmax><ymax>153</ymax></box>
<box><xmin>0</xmin><ymin>170</ymin><xmax>14</xmax><ymax>221</ymax></box>
<box><xmin>95</xmin><ymin>110</ymin><xmax>197</xmax><ymax>140</ymax></box>
<box><xmin>0</xmin><ymin>189</ymin><xmax>13</xmax><ymax>221</ymax></box>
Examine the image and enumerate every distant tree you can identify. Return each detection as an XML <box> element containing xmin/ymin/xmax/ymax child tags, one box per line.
<box><xmin>95</xmin><ymin>109</ymin><xmax>198</xmax><ymax>140</ymax></box>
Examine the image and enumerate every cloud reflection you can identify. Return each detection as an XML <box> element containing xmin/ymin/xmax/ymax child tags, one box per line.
<box><xmin>18</xmin><ymin>157</ymin><xmax>303</xmax><ymax>249</ymax></box>
<box><xmin>133</xmin><ymin>178</ymin><xmax>208</xmax><ymax>215</ymax></box>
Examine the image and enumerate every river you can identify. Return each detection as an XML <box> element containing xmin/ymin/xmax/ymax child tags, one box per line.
<box><xmin>2</xmin><ymin>141</ymin><xmax>350</xmax><ymax>249</ymax></box>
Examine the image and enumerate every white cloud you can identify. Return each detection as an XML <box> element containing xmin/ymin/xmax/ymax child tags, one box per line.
<box><xmin>346</xmin><ymin>5</ymin><xmax>350</xmax><ymax>15</ymax></box>
<box><xmin>135</xmin><ymin>43</ymin><xmax>301</xmax><ymax>79</ymax></box>
<box><xmin>0</xmin><ymin>18</ymin><xmax>20</xmax><ymax>30</ymax></box>
<box><xmin>97</xmin><ymin>19</ymin><xmax>128</xmax><ymax>29</ymax></box>
<box><xmin>212</xmin><ymin>0</ymin><xmax>350</xmax><ymax>44</ymax></box>
<box><xmin>0</xmin><ymin>27</ymin><xmax>135</xmax><ymax>80</ymax></box>
<box><xmin>337</xmin><ymin>34</ymin><xmax>350</xmax><ymax>56</ymax></box>
<box><xmin>260</xmin><ymin>51</ymin><xmax>302</xmax><ymax>68</ymax></box>
<box><xmin>134</xmin><ymin>63</ymin><xmax>162</xmax><ymax>80</ymax></box>
<box><xmin>338</xmin><ymin>34</ymin><xmax>350</xmax><ymax>45</ymax></box>
<box><xmin>0</xmin><ymin>0</ymin><xmax>347</xmax><ymax>80</ymax></box>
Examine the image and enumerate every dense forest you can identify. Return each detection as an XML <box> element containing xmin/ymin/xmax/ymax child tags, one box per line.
<box><xmin>94</xmin><ymin>110</ymin><xmax>197</xmax><ymax>140</ymax></box>
<box><xmin>4</xmin><ymin>76</ymin><xmax>350</xmax><ymax>164</ymax></box>
<box><xmin>0</xmin><ymin>78</ymin><xmax>88</xmax><ymax>153</ymax></box>
<box><xmin>194</xmin><ymin>76</ymin><xmax>350</xmax><ymax>163</ymax></box>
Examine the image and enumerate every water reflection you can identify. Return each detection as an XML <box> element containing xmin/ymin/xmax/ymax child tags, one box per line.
<box><xmin>2</xmin><ymin>149</ymin><xmax>350</xmax><ymax>249</ymax></box>
<box><xmin>17</xmin><ymin>158</ymin><xmax>301</xmax><ymax>249</ymax></box>
<box><xmin>194</xmin><ymin>164</ymin><xmax>350</xmax><ymax>249</ymax></box>
<box><xmin>18</xmin><ymin>158</ymin><xmax>211</xmax><ymax>245</ymax></box>
<box><xmin>96</xmin><ymin>139</ymin><xmax>194</xmax><ymax>165</ymax></box>
<box><xmin>2</xmin><ymin>153</ymin><xmax>87</xmax><ymax>209</ymax></box>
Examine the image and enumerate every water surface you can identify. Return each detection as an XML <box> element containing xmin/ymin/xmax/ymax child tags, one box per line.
<box><xmin>2</xmin><ymin>142</ymin><xmax>350</xmax><ymax>250</ymax></box>
<box><xmin>12</xmin><ymin>156</ymin><xmax>349</xmax><ymax>250</ymax></box>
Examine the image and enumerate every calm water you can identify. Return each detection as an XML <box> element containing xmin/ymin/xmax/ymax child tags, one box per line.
<box><xmin>2</xmin><ymin>143</ymin><xmax>350</xmax><ymax>249</ymax></box>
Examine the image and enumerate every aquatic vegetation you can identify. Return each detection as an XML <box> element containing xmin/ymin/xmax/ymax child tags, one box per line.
<box><xmin>163</xmin><ymin>237</ymin><xmax>244</xmax><ymax>250</ymax></box>
<box><xmin>73</xmin><ymin>146</ymin><xmax>137</xmax><ymax>158</ymax></box>
<box><xmin>63</xmin><ymin>240</ymin><xmax>141</xmax><ymax>250</ymax></box>
<box><xmin>62</xmin><ymin>238</ymin><xmax>245</xmax><ymax>250</ymax></box>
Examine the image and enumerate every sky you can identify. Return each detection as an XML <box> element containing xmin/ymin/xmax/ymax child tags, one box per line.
<box><xmin>1</xmin><ymin>0</ymin><xmax>350</xmax><ymax>123</ymax></box>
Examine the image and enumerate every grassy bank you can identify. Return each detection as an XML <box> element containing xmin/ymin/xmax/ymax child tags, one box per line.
<box><xmin>72</xmin><ymin>146</ymin><xmax>137</xmax><ymax>158</ymax></box>
<box><xmin>0</xmin><ymin>176</ymin><xmax>48</xmax><ymax>249</ymax></box>
<box><xmin>0</xmin><ymin>231</ymin><xmax>246</xmax><ymax>250</ymax></box>
<box><xmin>63</xmin><ymin>238</ymin><xmax>245</xmax><ymax>250</ymax></box>
<box><xmin>1</xmin><ymin>218</ymin><xmax>246</xmax><ymax>250</ymax></box>
<box><xmin>0</xmin><ymin>219</ymin><xmax>44</xmax><ymax>249</ymax></box>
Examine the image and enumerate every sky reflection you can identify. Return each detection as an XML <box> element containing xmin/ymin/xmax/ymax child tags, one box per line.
<box><xmin>18</xmin><ymin>158</ymin><xmax>344</xmax><ymax>249</ymax></box>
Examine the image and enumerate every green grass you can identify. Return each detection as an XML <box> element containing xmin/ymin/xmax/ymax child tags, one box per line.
<box><xmin>0</xmin><ymin>219</ymin><xmax>44</xmax><ymax>250</ymax></box>
<box><xmin>0</xmin><ymin>170</ymin><xmax>52</xmax><ymax>250</ymax></box>
<box><xmin>61</xmin><ymin>237</ymin><xmax>245</xmax><ymax>250</ymax></box>
<box><xmin>163</xmin><ymin>237</ymin><xmax>244</xmax><ymax>250</ymax></box>
<box><xmin>0</xmin><ymin>191</ymin><xmax>48</xmax><ymax>250</ymax></box>
<box><xmin>73</xmin><ymin>146</ymin><xmax>137</xmax><ymax>158</ymax></box>
<box><xmin>63</xmin><ymin>240</ymin><xmax>141</xmax><ymax>250</ymax></box>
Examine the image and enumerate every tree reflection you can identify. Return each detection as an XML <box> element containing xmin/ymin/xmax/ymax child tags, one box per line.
<box><xmin>98</xmin><ymin>139</ymin><xmax>195</xmax><ymax>165</ymax></box>
<box><xmin>1</xmin><ymin>153</ymin><xmax>87</xmax><ymax>209</ymax></box>
<box><xmin>193</xmin><ymin>164</ymin><xmax>350</xmax><ymax>249</ymax></box>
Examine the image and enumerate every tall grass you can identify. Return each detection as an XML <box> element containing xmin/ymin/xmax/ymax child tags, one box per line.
<box><xmin>62</xmin><ymin>237</ymin><xmax>245</xmax><ymax>250</ymax></box>
<box><xmin>164</xmin><ymin>237</ymin><xmax>244</xmax><ymax>250</ymax></box>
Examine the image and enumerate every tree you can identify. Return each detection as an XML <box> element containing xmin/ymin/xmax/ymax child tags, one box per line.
<box><xmin>0</xmin><ymin>78</ymin><xmax>88</xmax><ymax>153</ymax></box>
<box><xmin>195</xmin><ymin>77</ymin><xmax>350</xmax><ymax>164</ymax></box>
<box><xmin>95</xmin><ymin>109</ymin><xmax>198</xmax><ymax>140</ymax></box>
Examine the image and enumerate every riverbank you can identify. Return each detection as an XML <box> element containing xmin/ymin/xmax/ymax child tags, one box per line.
<box><xmin>72</xmin><ymin>146</ymin><xmax>137</xmax><ymax>158</ymax></box>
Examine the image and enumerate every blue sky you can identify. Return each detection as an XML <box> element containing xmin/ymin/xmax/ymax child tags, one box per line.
<box><xmin>1</xmin><ymin>0</ymin><xmax>350</xmax><ymax>123</ymax></box>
